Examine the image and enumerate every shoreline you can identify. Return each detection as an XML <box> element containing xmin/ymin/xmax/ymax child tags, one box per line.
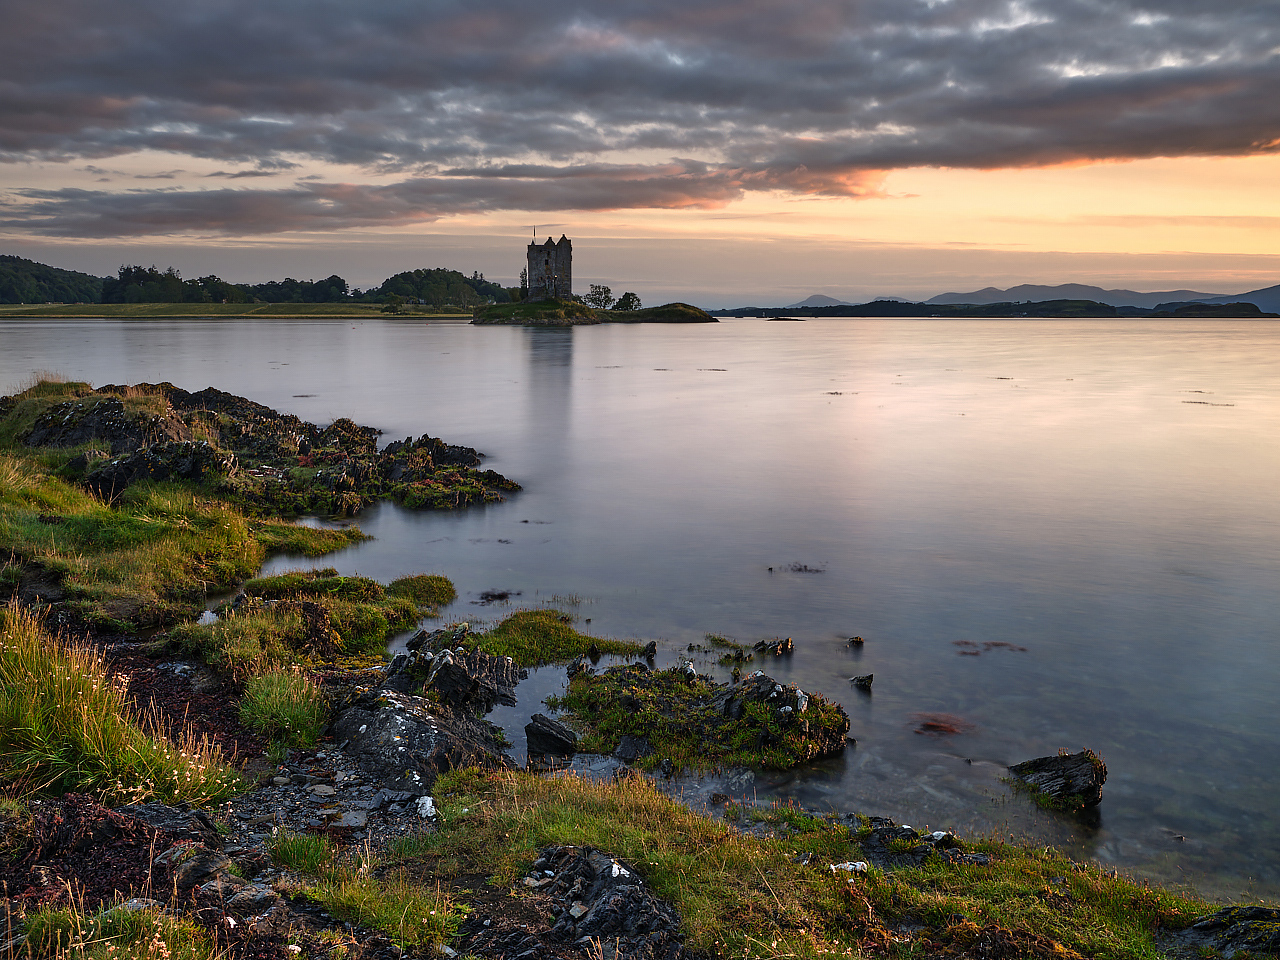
<box><xmin>2</xmin><ymin>378</ymin><xmax>1280</xmax><ymax>957</ymax></box>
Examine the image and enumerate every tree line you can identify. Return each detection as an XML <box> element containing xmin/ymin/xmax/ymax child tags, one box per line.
<box><xmin>100</xmin><ymin>265</ymin><xmax>510</xmax><ymax>307</ymax></box>
<box><xmin>1</xmin><ymin>255</ymin><xmax>645</xmax><ymax>310</ymax></box>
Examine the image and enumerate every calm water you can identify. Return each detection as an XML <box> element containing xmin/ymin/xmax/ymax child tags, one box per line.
<box><xmin>3</xmin><ymin>316</ymin><xmax>1278</xmax><ymax>902</ymax></box>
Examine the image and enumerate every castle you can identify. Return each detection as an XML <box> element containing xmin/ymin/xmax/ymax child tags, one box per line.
<box><xmin>526</xmin><ymin>235</ymin><xmax>572</xmax><ymax>300</ymax></box>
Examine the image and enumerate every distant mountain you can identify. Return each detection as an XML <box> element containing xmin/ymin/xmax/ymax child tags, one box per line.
<box><xmin>0</xmin><ymin>255</ymin><xmax>104</xmax><ymax>304</ymax></box>
<box><xmin>926</xmin><ymin>283</ymin><xmax>1222</xmax><ymax>309</ymax></box>
<box><xmin>784</xmin><ymin>294</ymin><xmax>853</xmax><ymax>308</ymax></box>
<box><xmin>1196</xmin><ymin>283</ymin><xmax>1280</xmax><ymax>313</ymax></box>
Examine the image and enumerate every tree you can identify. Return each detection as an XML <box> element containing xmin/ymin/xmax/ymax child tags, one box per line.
<box><xmin>614</xmin><ymin>291</ymin><xmax>642</xmax><ymax>311</ymax></box>
<box><xmin>518</xmin><ymin>268</ymin><xmax>528</xmax><ymax>300</ymax></box>
<box><xmin>583</xmin><ymin>284</ymin><xmax>615</xmax><ymax>309</ymax></box>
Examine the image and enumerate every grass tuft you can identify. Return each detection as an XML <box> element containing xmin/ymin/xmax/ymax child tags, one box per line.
<box><xmin>19</xmin><ymin>898</ymin><xmax>219</xmax><ymax>960</ymax></box>
<box><xmin>238</xmin><ymin>669</ymin><xmax>327</xmax><ymax>747</ymax></box>
<box><xmin>461</xmin><ymin>608</ymin><xmax>641</xmax><ymax>666</ymax></box>
<box><xmin>0</xmin><ymin>605</ymin><xmax>239</xmax><ymax>805</ymax></box>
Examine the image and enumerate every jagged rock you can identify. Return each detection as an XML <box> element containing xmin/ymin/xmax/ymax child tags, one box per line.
<box><xmin>1008</xmin><ymin>750</ymin><xmax>1107</xmax><ymax>810</ymax></box>
<box><xmin>459</xmin><ymin>846</ymin><xmax>683</xmax><ymax>960</ymax></box>
<box><xmin>643</xmin><ymin>640</ymin><xmax>658</xmax><ymax>659</ymax></box>
<box><xmin>154</xmin><ymin>843</ymin><xmax>236</xmax><ymax>895</ymax></box>
<box><xmin>406</xmin><ymin>622</ymin><xmax>470</xmax><ymax>652</ymax></box>
<box><xmin>526</xmin><ymin>714</ymin><xmax>578</xmax><ymax>756</ymax></box>
<box><xmin>382</xmin><ymin>642</ymin><xmax>525</xmax><ymax>713</ymax></box>
<box><xmin>329</xmin><ymin>688</ymin><xmax>511</xmax><ymax>791</ymax></box>
<box><xmin>83</xmin><ymin>440</ymin><xmax>237</xmax><ymax>501</ymax></box>
<box><xmin>851</xmin><ymin>674</ymin><xmax>873</xmax><ymax>690</ymax></box>
<box><xmin>614</xmin><ymin>735</ymin><xmax>651</xmax><ymax>763</ymax></box>
<box><xmin>113</xmin><ymin>803</ymin><xmax>222</xmax><ymax>848</ymax></box>
<box><xmin>851</xmin><ymin>816</ymin><xmax>991</xmax><ymax>870</ymax></box>
<box><xmin>24</xmin><ymin>394</ymin><xmax>191</xmax><ymax>454</ymax></box>
<box><xmin>753</xmin><ymin>637</ymin><xmax>793</xmax><ymax>656</ymax></box>
<box><xmin>1173</xmin><ymin>906</ymin><xmax>1280</xmax><ymax>958</ymax></box>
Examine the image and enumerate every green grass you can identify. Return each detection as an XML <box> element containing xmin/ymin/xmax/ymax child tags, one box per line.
<box><xmin>472</xmin><ymin>298</ymin><xmax>598</xmax><ymax>324</ymax></box>
<box><xmin>271</xmin><ymin>831</ymin><xmax>337</xmax><ymax>875</ymax></box>
<box><xmin>0</xmin><ymin>451</ymin><xmax>362</xmax><ymax>630</ymax></box>
<box><xmin>172</xmin><ymin>570</ymin><xmax>453</xmax><ymax>677</ymax></box>
<box><xmin>0</xmin><ymin>606</ymin><xmax>239</xmax><ymax>804</ymax></box>
<box><xmin>387</xmin><ymin>574</ymin><xmax>457</xmax><ymax>607</ymax></box>
<box><xmin>19</xmin><ymin>899</ymin><xmax>220</xmax><ymax>960</ymax></box>
<box><xmin>459</xmin><ymin>608</ymin><xmax>642</xmax><ymax>666</ymax></box>
<box><xmin>270</xmin><ymin>832</ymin><xmax>460</xmax><ymax>952</ymax></box>
<box><xmin>238</xmin><ymin>669</ymin><xmax>327</xmax><ymax>747</ymax></box>
<box><xmin>389</xmin><ymin>767</ymin><xmax>1210</xmax><ymax>960</ymax></box>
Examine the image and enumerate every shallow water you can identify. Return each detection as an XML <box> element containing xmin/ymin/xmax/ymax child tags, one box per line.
<box><xmin>3</xmin><ymin>316</ymin><xmax>1278</xmax><ymax>901</ymax></box>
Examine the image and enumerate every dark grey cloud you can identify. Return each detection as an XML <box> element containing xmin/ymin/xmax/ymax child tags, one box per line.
<box><xmin>1</xmin><ymin>0</ymin><xmax>1277</xmax><ymax>234</ymax></box>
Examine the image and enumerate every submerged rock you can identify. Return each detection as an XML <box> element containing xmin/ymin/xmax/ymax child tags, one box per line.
<box><xmin>1174</xmin><ymin>905</ymin><xmax>1280</xmax><ymax>958</ymax></box>
<box><xmin>526</xmin><ymin>713</ymin><xmax>579</xmax><ymax>756</ymax></box>
<box><xmin>1008</xmin><ymin>749</ymin><xmax>1107</xmax><ymax>810</ymax></box>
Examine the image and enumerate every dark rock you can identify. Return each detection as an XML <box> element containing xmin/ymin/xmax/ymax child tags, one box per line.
<box><xmin>614</xmin><ymin>735</ymin><xmax>652</xmax><ymax>763</ymax></box>
<box><xmin>851</xmin><ymin>673</ymin><xmax>873</xmax><ymax>690</ymax></box>
<box><xmin>405</xmin><ymin>623</ymin><xmax>469</xmax><ymax>653</ymax></box>
<box><xmin>1008</xmin><ymin>750</ymin><xmax>1107</xmax><ymax>810</ymax></box>
<box><xmin>1176</xmin><ymin>905</ymin><xmax>1280</xmax><ymax>958</ymax></box>
<box><xmin>643</xmin><ymin>640</ymin><xmax>658</xmax><ymax>659</ymax></box>
<box><xmin>24</xmin><ymin>394</ymin><xmax>190</xmax><ymax>454</ymax></box>
<box><xmin>153</xmin><ymin>843</ymin><xmax>236</xmax><ymax>895</ymax></box>
<box><xmin>84</xmin><ymin>440</ymin><xmax>237</xmax><ymax>501</ymax></box>
<box><xmin>753</xmin><ymin>637</ymin><xmax>794</xmax><ymax>656</ymax></box>
<box><xmin>330</xmin><ymin>688</ymin><xmax>512</xmax><ymax>791</ymax></box>
<box><xmin>112</xmin><ymin>803</ymin><xmax>222</xmax><ymax>848</ymax></box>
<box><xmin>382</xmin><ymin>643</ymin><xmax>525</xmax><ymax>713</ymax></box>
<box><xmin>852</xmin><ymin>816</ymin><xmax>990</xmax><ymax>870</ymax></box>
<box><xmin>458</xmin><ymin>846</ymin><xmax>684</xmax><ymax>960</ymax></box>
<box><xmin>526</xmin><ymin>714</ymin><xmax>578</xmax><ymax>756</ymax></box>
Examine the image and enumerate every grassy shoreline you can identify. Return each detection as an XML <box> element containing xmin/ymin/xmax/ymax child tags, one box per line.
<box><xmin>0</xmin><ymin>303</ymin><xmax>469</xmax><ymax>319</ymax></box>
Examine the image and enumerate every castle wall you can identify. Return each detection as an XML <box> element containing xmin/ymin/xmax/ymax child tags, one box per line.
<box><xmin>527</xmin><ymin>236</ymin><xmax>572</xmax><ymax>300</ymax></box>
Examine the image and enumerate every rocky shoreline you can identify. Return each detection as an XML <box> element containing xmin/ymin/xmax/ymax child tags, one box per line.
<box><xmin>3</xmin><ymin>378</ymin><xmax>1276</xmax><ymax>960</ymax></box>
<box><xmin>5</xmin><ymin>634</ymin><xmax>1275</xmax><ymax>960</ymax></box>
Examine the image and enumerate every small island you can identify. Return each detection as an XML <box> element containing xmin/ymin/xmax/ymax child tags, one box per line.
<box><xmin>472</xmin><ymin>297</ymin><xmax>717</xmax><ymax>325</ymax></box>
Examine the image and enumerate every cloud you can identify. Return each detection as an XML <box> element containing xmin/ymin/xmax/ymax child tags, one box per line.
<box><xmin>0</xmin><ymin>162</ymin><xmax>888</xmax><ymax>236</ymax></box>
<box><xmin>2</xmin><ymin>0</ymin><xmax>1278</xmax><ymax>235</ymax></box>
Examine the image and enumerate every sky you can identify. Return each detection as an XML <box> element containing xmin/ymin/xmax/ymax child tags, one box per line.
<box><xmin>1</xmin><ymin>0</ymin><xmax>1278</xmax><ymax>305</ymax></box>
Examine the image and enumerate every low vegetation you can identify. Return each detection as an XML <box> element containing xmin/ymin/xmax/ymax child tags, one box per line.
<box><xmin>459</xmin><ymin>608</ymin><xmax>642</xmax><ymax>666</ymax></box>
<box><xmin>0</xmin><ymin>448</ymin><xmax>361</xmax><ymax>631</ymax></box>
<box><xmin>172</xmin><ymin>568</ymin><xmax>450</xmax><ymax>679</ymax></box>
<box><xmin>547</xmin><ymin>663</ymin><xmax>850</xmax><ymax>770</ymax></box>
<box><xmin>471</xmin><ymin>297</ymin><xmax>599</xmax><ymax>324</ymax></box>
<box><xmin>15</xmin><ymin>900</ymin><xmax>220</xmax><ymax>960</ymax></box>
<box><xmin>270</xmin><ymin>832</ymin><xmax>460</xmax><ymax>952</ymax></box>
<box><xmin>0</xmin><ymin>606</ymin><xmax>238</xmax><ymax>804</ymax></box>
<box><xmin>382</xmin><ymin>767</ymin><xmax>1209</xmax><ymax>960</ymax></box>
<box><xmin>238</xmin><ymin>669</ymin><xmax>327</xmax><ymax>747</ymax></box>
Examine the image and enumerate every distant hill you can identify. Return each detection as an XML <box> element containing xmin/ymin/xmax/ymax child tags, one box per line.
<box><xmin>926</xmin><ymin>283</ymin><xmax>1222</xmax><ymax>309</ymax></box>
<box><xmin>784</xmin><ymin>294</ymin><xmax>853</xmax><ymax>308</ymax></box>
<box><xmin>0</xmin><ymin>255</ymin><xmax>103</xmax><ymax>304</ymax></box>
<box><xmin>1195</xmin><ymin>283</ymin><xmax>1280</xmax><ymax>313</ymax></box>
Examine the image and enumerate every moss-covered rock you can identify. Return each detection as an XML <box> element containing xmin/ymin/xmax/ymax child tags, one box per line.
<box><xmin>548</xmin><ymin>664</ymin><xmax>850</xmax><ymax>771</ymax></box>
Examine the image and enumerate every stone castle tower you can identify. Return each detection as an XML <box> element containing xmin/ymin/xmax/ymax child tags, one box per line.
<box><xmin>527</xmin><ymin>235</ymin><xmax>572</xmax><ymax>300</ymax></box>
